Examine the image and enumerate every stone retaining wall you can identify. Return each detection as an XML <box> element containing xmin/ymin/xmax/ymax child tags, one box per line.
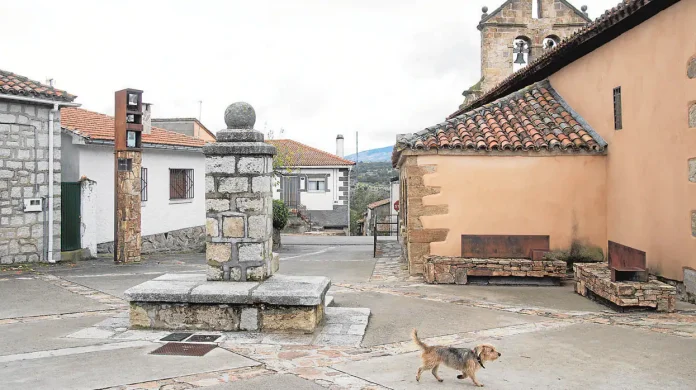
<box><xmin>98</xmin><ymin>225</ymin><xmax>205</xmax><ymax>254</ymax></box>
<box><xmin>424</xmin><ymin>256</ymin><xmax>566</xmax><ymax>284</ymax></box>
<box><xmin>129</xmin><ymin>301</ymin><xmax>323</xmax><ymax>333</ymax></box>
<box><xmin>574</xmin><ymin>263</ymin><xmax>676</xmax><ymax>312</ymax></box>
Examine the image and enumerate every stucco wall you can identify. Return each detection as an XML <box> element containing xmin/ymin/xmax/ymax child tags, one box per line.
<box><xmin>548</xmin><ymin>0</ymin><xmax>696</xmax><ymax>280</ymax></box>
<box><xmin>417</xmin><ymin>154</ymin><xmax>607</xmax><ymax>257</ymax></box>
<box><xmin>74</xmin><ymin>144</ymin><xmax>206</xmax><ymax>244</ymax></box>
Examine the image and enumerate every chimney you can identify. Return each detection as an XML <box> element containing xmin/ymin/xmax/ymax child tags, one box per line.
<box><xmin>336</xmin><ymin>134</ymin><xmax>344</xmax><ymax>158</ymax></box>
<box><xmin>143</xmin><ymin>103</ymin><xmax>152</xmax><ymax>135</ymax></box>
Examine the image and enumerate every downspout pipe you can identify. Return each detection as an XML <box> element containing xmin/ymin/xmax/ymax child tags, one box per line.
<box><xmin>1</xmin><ymin>95</ymin><xmax>80</xmax><ymax>263</ymax></box>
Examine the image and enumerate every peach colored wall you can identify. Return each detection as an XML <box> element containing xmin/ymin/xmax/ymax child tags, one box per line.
<box><xmin>549</xmin><ymin>0</ymin><xmax>696</xmax><ymax>280</ymax></box>
<box><xmin>419</xmin><ymin>155</ymin><xmax>607</xmax><ymax>257</ymax></box>
<box><xmin>194</xmin><ymin>123</ymin><xmax>216</xmax><ymax>143</ymax></box>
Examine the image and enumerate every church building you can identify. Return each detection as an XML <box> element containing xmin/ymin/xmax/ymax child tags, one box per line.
<box><xmin>463</xmin><ymin>0</ymin><xmax>591</xmax><ymax>106</ymax></box>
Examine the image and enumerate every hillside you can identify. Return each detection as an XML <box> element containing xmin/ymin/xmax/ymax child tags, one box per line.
<box><xmin>345</xmin><ymin>145</ymin><xmax>392</xmax><ymax>163</ymax></box>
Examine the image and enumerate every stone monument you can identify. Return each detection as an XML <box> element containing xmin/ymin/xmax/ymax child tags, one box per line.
<box><xmin>124</xmin><ymin>103</ymin><xmax>330</xmax><ymax>333</ymax></box>
<box><xmin>204</xmin><ymin>102</ymin><xmax>278</xmax><ymax>282</ymax></box>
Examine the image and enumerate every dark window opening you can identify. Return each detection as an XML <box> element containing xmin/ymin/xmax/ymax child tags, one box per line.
<box><xmin>117</xmin><ymin>158</ymin><xmax>132</xmax><ymax>171</ymax></box>
<box><xmin>613</xmin><ymin>87</ymin><xmax>622</xmax><ymax>130</ymax></box>
<box><xmin>170</xmin><ymin>169</ymin><xmax>194</xmax><ymax>200</ymax></box>
<box><xmin>141</xmin><ymin>167</ymin><xmax>148</xmax><ymax>202</ymax></box>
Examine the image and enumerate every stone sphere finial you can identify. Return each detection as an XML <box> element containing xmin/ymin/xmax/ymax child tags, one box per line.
<box><xmin>482</xmin><ymin>6</ymin><xmax>488</xmax><ymax>13</ymax></box>
<box><xmin>224</xmin><ymin>102</ymin><xmax>256</xmax><ymax>129</ymax></box>
<box><xmin>581</xmin><ymin>5</ymin><xmax>588</xmax><ymax>12</ymax></box>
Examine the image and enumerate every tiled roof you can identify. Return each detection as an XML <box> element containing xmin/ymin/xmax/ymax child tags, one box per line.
<box><xmin>368</xmin><ymin>199</ymin><xmax>390</xmax><ymax>209</ymax></box>
<box><xmin>451</xmin><ymin>0</ymin><xmax>676</xmax><ymax>118</ymax></box>
<box><xmin>393</xmin><ymin>80</ymin><xmax>606</xmax><ymax>166</ymax></box>
<box><xmin>0</xmin><ymin>69</ymin><xmax>76</xmax><ymax>102</ymax></box>
<box><xmin>267</xmin><ymin>139</ymin><xmax>355</xmax><ymax>167</ymax></box>
<box><xmin>61</xmin><ymin>107</ymin><xmax>205</xmax><ymax>148</ymax></box>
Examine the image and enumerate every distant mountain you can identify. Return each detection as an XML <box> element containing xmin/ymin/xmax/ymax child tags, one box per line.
<box><xmin>345</xmin><ymin>145</ymin><xmax>392</xmax><ymax>162</ymax></box>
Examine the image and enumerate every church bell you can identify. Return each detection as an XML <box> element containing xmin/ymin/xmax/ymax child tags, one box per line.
<box><xmin>514</xmin><ymin>52</ymin><xmax>526</xmax><ymax>65</ymax></box>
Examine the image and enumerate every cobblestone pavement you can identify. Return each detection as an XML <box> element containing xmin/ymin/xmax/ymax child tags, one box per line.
<box><xmin>3</xmin><ymin>240</ymin><xmax>696</xmax><ymax>389</ymax></box>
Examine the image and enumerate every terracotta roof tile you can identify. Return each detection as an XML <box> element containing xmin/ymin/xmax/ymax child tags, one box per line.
<box><xmin>451</xmin><ymin>0</ymin><xmax>673</xmax><ymax>118</ymax></box>
<box><xmin>0</xmin><ymin>69</ymin><xmax>76</xmax><ymax>102</ymax></box>
<box><xmin>61</xmin><ymin>107</ymin><xmax>205</xmax><ymax>148</ymax></box>
<box><xmin>368</xmin><ymin>199</ymin><xmax>390</xmax><ymax>209</ymax></box>
<box><xmin>267</xmin><ymin>139</ymin><xmax>355</xmax><ymax>167</ymax></box>
<box><xmin>393</xmin><ymin>80</ymin><xmax>606</xmax><ymax>166</ymax></box>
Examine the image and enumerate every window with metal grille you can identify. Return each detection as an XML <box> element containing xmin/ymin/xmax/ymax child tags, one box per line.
<box><xmin>117</xmin><ymin>158</ymin><xmax>132</xmax><ymax>171</ymax></box>
<box><xmin>170</xmin><ymin>169</ymin><xmax>194</xmax><ymax>200</ymax></box>
<box><xmin>613</xmin><ymin>87</ymin><xmax>622</xmax><ymax>130</ymax></box>
<box><xmin>141</xmin><ymin>167</ymin><xmax>148</xmax><ymax>202</ymax></box>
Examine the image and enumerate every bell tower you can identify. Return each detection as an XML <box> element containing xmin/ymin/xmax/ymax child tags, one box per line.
<box><xmin>461</xmin><ymin>0</ymin><xmax>591</xmax><ymax>107</ymax></box>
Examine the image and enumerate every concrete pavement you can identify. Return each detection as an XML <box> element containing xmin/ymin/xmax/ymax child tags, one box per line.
<box><xmin>1</xmin><ymin>235</ymin><xmax>695</xmax><ymax>389</ymax></box>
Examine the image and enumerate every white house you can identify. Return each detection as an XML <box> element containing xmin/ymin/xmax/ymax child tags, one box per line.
<box><xmin>60</xmin><ymin>107</ymin><xmax>208</xmax><ymax>255</ymax></box>
<box><xmin>268</xmin><ymin>136</ymin><xmax>354</xmax><ymax>232</ymax></box>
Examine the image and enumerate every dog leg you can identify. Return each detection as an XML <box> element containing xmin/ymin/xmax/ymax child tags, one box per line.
<box><xmin>457</xmin><ymin>372</ymin><xmax>468</xmax><ymax>380</ymax></box>
<box><xmin>431</xmin><ymin>365</ymin><xmax>443</xmax><ymax>382</ymax></box>
<box><xmin>416</xmin><ymin>366</ymin><xmax>425</xmax><ymax>382</ymax></box>
<box><xmin>470</xmin><ymin>372</ymin><xmax>484</xmax><ymax>387</ymax></box>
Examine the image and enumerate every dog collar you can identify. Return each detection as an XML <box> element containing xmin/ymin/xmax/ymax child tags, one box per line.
<box><xmin>476</xmin><ymin>353</ymin><xmax>485</xmax><ymax>369</ymax></box>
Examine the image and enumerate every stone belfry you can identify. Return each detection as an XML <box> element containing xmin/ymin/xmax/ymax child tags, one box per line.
<box><xmin>461</xmin><ymin>0</ymin><xmax>591</xmax><ymax>107</ymax></box>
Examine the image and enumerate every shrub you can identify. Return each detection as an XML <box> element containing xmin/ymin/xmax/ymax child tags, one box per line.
<box><xmin>273</xmin><ymin>199</ymin><xmax>289</xmax><ymax>230</ymax></box>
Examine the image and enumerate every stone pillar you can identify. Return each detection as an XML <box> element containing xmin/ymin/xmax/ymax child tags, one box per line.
<box><xmin>204</xmin><ymin>102</ymin><xmax>277</xmax><ymax>282</ymax></box>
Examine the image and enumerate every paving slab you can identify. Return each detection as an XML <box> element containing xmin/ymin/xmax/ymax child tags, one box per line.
<box><xmin>190</xmin><ymin>281</ymin><xmax>258</xmax><ymax>304</ymax></box>
<box><xmin>332</xmin><ymin>322</ymin><xmax>696</xmax><ymax>389</ymax></box>
<box><xmin>205</xmin><ymin>373</ymin><xmax>325</xmax><ymax>389</ymax></box>
<box><xmin>124</xmin><ymin>280</ymin><xmax>199</xmax><ymax>302</ymax></box>
<box><xmin>333</xmin><ymin>292</ymin><xmax>546</xmax><ymax>346</ymax></box>
<box><xmin>0</xmin><ymin>343</ymin><xmax>258</xmax><ymax>390</ymax></box>
<box><xmin>400</xmin><ymin>283</ymin><xmax>607</xmax><ymax>313</ymax></box>
<box><xmin>0</xmin><ymin>315</ymin><xmax>120</xmax><ymax>355</ymax></box>
<box><xmin>0</xmin><ymin>277</ymin><xmax>109</xmax><ymax>319</ymax></box>
<box><xmin>251</xmin><ymin>274</ymin><xmax>330</xmax><ymax>305</ymax></box>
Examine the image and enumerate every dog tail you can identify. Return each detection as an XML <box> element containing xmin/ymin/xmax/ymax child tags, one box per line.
<box><xmin>411</xmin><ymin>328</ymin><xmax>429</xmax><ymax>350</ymax></box>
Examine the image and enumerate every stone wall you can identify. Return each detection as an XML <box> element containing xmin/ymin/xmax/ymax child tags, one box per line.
<box><xmin>0</xmin><ymin>100</ymin><xmax>61</xmax><ymax>264</ymax></box>
<box><xmin>424</xmin><ymin>256</ymin><xmax>566</xmax><ymax>284</ymax></box>
<box><xmin>114</xmin><ymin>150</ymin><xmax>141</xmax><ymax>263</ymax></box>
<box><xmin>400</xmin><ymin>156</ymin><xmax>448</xmax><ymax>275</ymax></box>
<box><xmin>478</xmin><ymin>0</ymin><xmax>589</xmax><ymax>92</ymax></box>
<box><xmin>98</xmin><ymin>225</ymin><xmax>205</xmax><ymax>254</ymax></box>
<box><xmin>574</xmin><ymin>263</ymin><xmax>676</xmax><ymax>312</ymax></box>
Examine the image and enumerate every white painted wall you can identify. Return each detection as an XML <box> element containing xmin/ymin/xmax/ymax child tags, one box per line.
<box><xmin>73</xmin><ymin>143</ymin><xmax>205</xmax><ymax>244</ymax></box>
<box><xmin>271</xmin><ymin>167</ymin><xmax>340</xmax><ymax>211</ymax></box>
<box><xmin>390</xmin><ymin>180</ymin><xmax>400</xmax><ymax>234</ymax></box>
<box><xmin>80</xmin><ymin>178</ymin><xmax>97</xmax><ymax>257</ymax></box>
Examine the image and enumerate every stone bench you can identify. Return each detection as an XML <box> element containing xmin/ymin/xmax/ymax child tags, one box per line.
<box><xmin>424</xmin><ymin>256</ymin><xmax>566</xmax><ymax>285</ymax></box>
<box><xmin>125</xmin><ymin>273</ymin><xmax>330</xmax><ymax>333</ymax></box>
<box><xmin>574</xmin><ymin>263</ymin><xmax>676</xmax><ymax>312</ymax></box>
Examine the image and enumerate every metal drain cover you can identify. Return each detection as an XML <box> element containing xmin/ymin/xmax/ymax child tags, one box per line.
<box><xmin>150</xmin><ymin>342</ymin><xmax>216</xmax><ymax>356</ymax></box>
<box><xmin>187</xmin><ymin>334</ymin><xmax>221</xmax><ymax>343</ymax></box>
<box><xmin>160</xmin><ymin>332</ymin><xmax>193</xmax><ymax>342</ymax></box>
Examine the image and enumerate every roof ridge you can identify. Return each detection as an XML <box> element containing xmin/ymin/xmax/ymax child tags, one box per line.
<box><xmin>269</xmin><ymin>139</ymin><xmax>355</xmax><ymax>165</ymax></box>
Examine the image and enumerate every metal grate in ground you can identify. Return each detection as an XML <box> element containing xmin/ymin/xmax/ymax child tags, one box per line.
<box><xmin>150</xmin><ymin>342</ymin><xmax>217</xmax><ymax>356</ymax></box>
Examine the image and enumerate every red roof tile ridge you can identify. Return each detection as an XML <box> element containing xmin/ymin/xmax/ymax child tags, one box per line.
<box><xmin>368</xmin><ymin>198</ymin><xmax>390</xmax><ymax>209</ymax></box>
<box><xmin>268</xmin><ymin>139</ymin><xmax>355</xmax><ymax>165</ymax></box>
<box><xmin>0</xmin><ymin>69</ymin><xmax>76</xmax><ymax>102</ymax></box>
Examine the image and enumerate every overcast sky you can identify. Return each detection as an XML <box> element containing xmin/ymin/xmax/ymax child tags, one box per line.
<box><xmin>3</xmin><ymin>0</ymin><xmax>618</xmax><ymax>154</ymax></box>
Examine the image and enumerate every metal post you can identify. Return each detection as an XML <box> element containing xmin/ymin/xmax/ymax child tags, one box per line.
<box><xmin>373</xmin><ymin>221</ymin><xmax>377</xmax><ymax>258</ymax></box>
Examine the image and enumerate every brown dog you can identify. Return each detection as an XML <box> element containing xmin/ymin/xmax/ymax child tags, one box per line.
<box><xmin>412</xmin><ymin>329</ymin><xmax>501</xmax><ymax>387</ymax></box>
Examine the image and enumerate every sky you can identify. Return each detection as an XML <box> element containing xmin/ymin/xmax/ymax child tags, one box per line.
<box><xmin>2</xmin><ymin>0</ymin><xmax>619</xmax><ymax>155</ymax></box>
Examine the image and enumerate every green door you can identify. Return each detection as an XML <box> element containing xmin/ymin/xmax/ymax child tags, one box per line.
<box><xmin>61</xmin><ymin>182</ymin><xmax>81</xmax><ymax>252</ymax></box>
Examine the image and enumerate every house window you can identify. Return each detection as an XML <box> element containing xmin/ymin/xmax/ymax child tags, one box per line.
<box><xmin>117</xmin><ymin>158</ymin><xmax>132</xmax><ymax>171</ymax></box>
<box><xmin>170</xmin><ymin>169</ymin><xmax>194</xmax><ymax>199</ymax></box>
<box><xmin>613</xmin><ymin>87</ymin><xmax>622</xmax><ymax>130</ymax></box>
<box><xmin>307</xmin><ymin>178</ymin><xmax>326</xmax><ymax>192</ymax></box>
<box><xmin>141</xmin><ymin>167</ymin><xmax>148</xmax><ymax>202</ymax></box>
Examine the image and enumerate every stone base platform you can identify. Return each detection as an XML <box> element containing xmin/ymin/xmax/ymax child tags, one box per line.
<box><xmin>424</xmin><ymin>256</ymin><xmax>566</xmax><ymax>285</ymax></box>
<box><xmin>124</xmin><ymin>273</ymin><xmax>330</xmax><ymax>333</ymax></box>
<box><xmin>574</xmin><ymin>263</ymin><xmax>676</xmax><ymax>312</ymax></box>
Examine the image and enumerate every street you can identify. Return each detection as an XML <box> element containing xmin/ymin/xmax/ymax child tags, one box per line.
<box><xmin>1</xmin><ymin>235</ymin><xmax>695</xmax><ymax>389</ymax></box>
